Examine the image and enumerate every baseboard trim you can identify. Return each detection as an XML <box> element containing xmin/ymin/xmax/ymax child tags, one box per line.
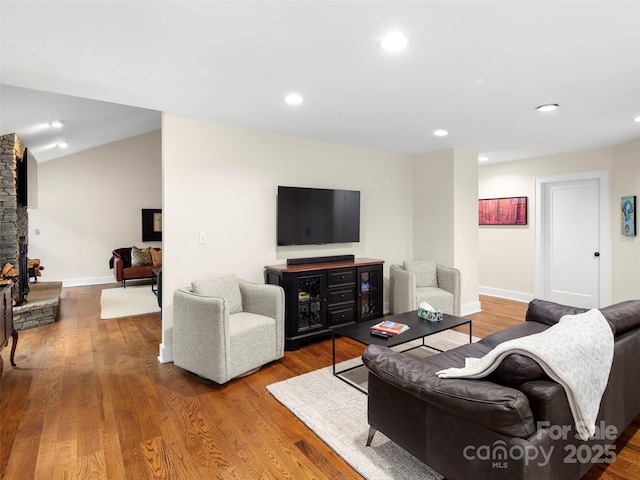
<box><xmin>461</xmin><ymin>301</ymin><xmax>482</xmax><ymax>316</ymax></box>
<box><xmin>479</xmin><ymin>286</ymin><xmax>533</xmax><ymax>304</ymax></box>
<box><xmin>62</xmin><ymin>276</ymin><xmax>115</xmax><ymax>287</ymax></box>
<box><xmin>158</xmin><ymin>343</ymin><xmax>173</xmax><ymax>364</ymax></box>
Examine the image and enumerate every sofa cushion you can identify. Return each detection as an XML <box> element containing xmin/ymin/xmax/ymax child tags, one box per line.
<box><xmin>131</xmin><ymin>246</ymin><xmax>153</xmax><ymax>266</ymax></box>
<box><xmin>479</xmin><ymin>321</ymin><xmax>549</xmax><ymax>348</ymax></box>
<box><xmin>599</xmin><ymin>299</ymin><xmax>640</xmax><ymax>336</ymax></box>
<box><xmin>151</xmin><ymin>248</ymin><xmax>162</xmax><ymax>266</ymax></box>
<box><xmin>403</xmin><ymin>260</ymin><xmax>437</xmax><ymax>287</ymax></box>
<box><xmin>488</xmin><ymin>354</ymin><xmax>546</xmax><ymax>387</ymax></box>
<box><xmin>192</xmin><ymin>274</ymin><xmax>243</xmax><ymax>314</ymax></box>
<box><xmin>525</xmin><ymin>299</ymin><xmax>587</xmax><ymax>326</ymax></box>
<box><xmin>122</xmin><ymin>265</ymin><xmax>155</xmax><ymax>280</ymax></box>
<box><xmin>415</xmin><ymin>286</ymin><xmax>453</xmax><ymax>315</ymax></box>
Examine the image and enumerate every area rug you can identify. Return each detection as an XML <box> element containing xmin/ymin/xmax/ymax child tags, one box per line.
<box><xmin>267</xmin><ymin>329</ymin><xmax>477</xmax><ymax>480</ymax></box>
<box><xmin>100</xmin><ymin>286</ymin><xmax>160</xmax><ymax>319</ymax></box>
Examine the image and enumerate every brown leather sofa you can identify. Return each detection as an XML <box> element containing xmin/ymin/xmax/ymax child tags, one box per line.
<box><xmin>362</xmin><ymin>299</ymin><xmax>640</xmax><ymax>480</ymax></box>
<box><xmin>109</xmin><ymin>247</ymin><xmax>161</xmax><ymax>287</ymax></box>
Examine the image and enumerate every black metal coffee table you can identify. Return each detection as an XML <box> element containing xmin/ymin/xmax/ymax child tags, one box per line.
<box><xmin>330</xmin><ymin>310</ymin><xmax>472</xmax><ymax>393</ymax></box>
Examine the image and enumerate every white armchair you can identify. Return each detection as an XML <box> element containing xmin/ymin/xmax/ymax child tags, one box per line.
<box><xmin>390</xmin><ymin>261</ymin><xmax>461</xmax><ymax>316</ymax></box>
<box><xmin>173</xmin><ymin>274</ymin><xmax>285</xmax><ymax>384</ymax></box>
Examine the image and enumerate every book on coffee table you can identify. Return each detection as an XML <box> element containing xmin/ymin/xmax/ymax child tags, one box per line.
<box><xmin>371</xmin><ymin>320</ymin><xmax>410</xmax><ymax>335</ymax></box>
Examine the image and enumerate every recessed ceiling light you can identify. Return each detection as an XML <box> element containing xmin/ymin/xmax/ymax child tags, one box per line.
<box><xmin>536</xmin><ymin>103</ymin><xmax>559</xmax><ymax>112</ymax></box>
<box><xmin>479</xmin><ymin>156</ymin><xmax>488</xmax><ymax>163</ymax></box>
<box><xmin>57</xmin><ymin>141</ymin><xmax>68</xmax><ymax>149</ymax></box>
<box><xmin>633</xmin><ymin>115</ymin><xmax>640</xmax><ymax>122</ymax></box>
<box><xmin>284</xmin><ymin>93</ymin><xmax>304</xmax><ymax>106</ymax></box>
<box><xmin>433</xmin><ymin>129</ymin><xmax>448</xmax><ymax>137</ymax></box>
<box><xmin>378</xmin><ymin>32</ymin><xmax>409</xmax><ymax>52</ymax></box>
<box><xmin>50</xmin><ymin>120</ymin><xmax>63</xmax><ymax>128</ymax></box>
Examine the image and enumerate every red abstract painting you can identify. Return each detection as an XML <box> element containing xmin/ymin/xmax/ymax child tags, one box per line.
<box><xmin>479</xmin><ymin>197</ymin><xmax>527</xmax><ymax>225</ymax></box>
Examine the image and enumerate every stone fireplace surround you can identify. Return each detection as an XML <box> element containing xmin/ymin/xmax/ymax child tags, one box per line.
<box><xmin>1</xmin><ymin>133</ymin><xmax>60</xmax><ymax>330</ymax></box>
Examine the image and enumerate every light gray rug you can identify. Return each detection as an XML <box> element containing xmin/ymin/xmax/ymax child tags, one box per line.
<box><xmin>267</xmin><ymin>329</ymin><xmax>477</xmax><ymax>480</ymax></box>
<box><xmin>100</xmin><ymin>286</ymin><xmax>160</xmax><ymax>319</ymax></box>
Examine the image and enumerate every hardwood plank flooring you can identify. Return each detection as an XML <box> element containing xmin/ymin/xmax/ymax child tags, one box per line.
<box><xmin>1</xmin><ymin>287</ymin><xmax>638</xmax><ymax>479</ymax></box>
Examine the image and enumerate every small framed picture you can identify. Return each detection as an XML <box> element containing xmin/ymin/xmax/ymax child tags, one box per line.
<box><xmin>142</xmin><ymin>209</ymin><xmax>162</xmax><ymax>241</ymax></box>
<box><xmin>621</xmin><ymin>196</ymin><xmax>636</xmax><ymax>237</ymax></box>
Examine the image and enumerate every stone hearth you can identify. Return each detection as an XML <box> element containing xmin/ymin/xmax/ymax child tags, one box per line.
<box><xmin>13</xmin><ymin>282</ymin><xmax>62</xmax><ymax>330</ymax></box>
<box><xmin>1</xmin><ymin>132</ymin><xmax>57</xmax><ymax>330</ymax></box>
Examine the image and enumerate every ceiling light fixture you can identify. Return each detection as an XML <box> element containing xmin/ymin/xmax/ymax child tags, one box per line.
<box><xmin>633</xmin><ymin>115</ymin><xmax>640</xmax><ymax>123</ymax></box>
<box><xmin>536</xmin><ymin>103</ymin><xmax>559</xmax><ymax>112</ymax></box>
<box><xmin>433</xmin><ymin>129</ymin><xmax>448</xmax><ymax>137</ymax></box>
<box><xmin>50</xmin><ymin>120</ymin><xmax>63</xmax><ymax>128</ymax></box>
<box><xmin>479</xmin><ymin>156</ymin><xmax>488</xmax><ymax>162</ymax></box>
<box><xmin>284</xmin><ymin>93</ymin><xmax>304</xmax><ymax>106</ymax></box>
<box><xmin>379</xmin><ymin>32</ymin><xmax>409</xmax><ymax>52</ymax></box>
<box><xmin>57</xmin><ymin>141</ymin><xmax>68</xmax><ymax>149</ymax></box>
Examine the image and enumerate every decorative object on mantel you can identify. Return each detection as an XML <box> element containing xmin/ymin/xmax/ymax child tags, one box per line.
<box><xmin>621</xmin><ymin>196</ymin><xmax>636</xmax><ymax>237</ymax></box>
<box><xmin>478</xmin><ymin>196</ymin><xmax>528</xmax><ymax>225</ymax></box>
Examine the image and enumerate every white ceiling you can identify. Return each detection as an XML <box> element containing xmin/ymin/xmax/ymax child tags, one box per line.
<box><xmin>1</xmin><ymin>1</ymin><xmax>639</xmax><ymax>164</ymax></box>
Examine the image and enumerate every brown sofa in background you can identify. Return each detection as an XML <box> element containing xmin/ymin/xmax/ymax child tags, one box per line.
<box><xmin>109</xmin><ymin>247</ymin><xmax>161</xmax><ymax>287</ymax></box>
<box><xmin>362</xmin><ymin>299</ymin><xmax>640</xmax><ymax>480</ymax></box>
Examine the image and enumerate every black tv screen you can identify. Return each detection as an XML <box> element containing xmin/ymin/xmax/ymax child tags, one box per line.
<box><xmin>277</xmin><ymin>186</ymin><xmax>360</xmax><ymax>246</ymax></box>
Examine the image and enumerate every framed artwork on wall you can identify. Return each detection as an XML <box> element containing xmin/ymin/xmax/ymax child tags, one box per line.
<box><xmin>478</xmin><ymin>196</ymin><xmax>528</xmax><ymax>225</ymax></box>
<box><xmin>621</xmin><ymin>196</ymin><xmax>636</xmax><ymax>237</ymax></box>
<box><xmin>142</xmin><ymin>208</ymin><xmax>162</xmax><ymax>241</ymax></box>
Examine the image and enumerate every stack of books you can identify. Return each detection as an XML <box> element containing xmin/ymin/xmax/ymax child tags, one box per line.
<box><xmin>371</xmin><ymin>320</ymin><xmax>410</xmax><ymax>336</ymax></box>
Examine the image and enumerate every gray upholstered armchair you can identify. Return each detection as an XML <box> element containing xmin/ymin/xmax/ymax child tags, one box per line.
<box><xmin>389</xmin><ymin>261</ymin><xmax>461</xmax><ymax>316</ymax></box>
<box><xmin>173</xmin><ymin>274</ymin><xmax>285</xmax><ymax>384</ymax></box>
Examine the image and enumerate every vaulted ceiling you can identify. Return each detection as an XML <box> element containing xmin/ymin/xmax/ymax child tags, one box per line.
<box><xmin>1</xmin><ymin>1</ymin><xmax>639</xmax><ymax>163</ymax></box>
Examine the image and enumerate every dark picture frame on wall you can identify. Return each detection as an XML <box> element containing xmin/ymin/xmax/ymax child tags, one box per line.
<box><xmin>479</xmin><ymin>196</ymin><xmax>528</xmax><ymax>225</ymax></box>
<box><xmin>142</xmin><ymin>208</ymin><xmax>162</xmax><ymax>241</ymax></box>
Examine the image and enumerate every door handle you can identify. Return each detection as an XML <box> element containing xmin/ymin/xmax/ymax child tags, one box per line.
<box><xmin>594</xmin><ymin>252</ymin><xmax>600</xmax><ymax>257</ymax></box>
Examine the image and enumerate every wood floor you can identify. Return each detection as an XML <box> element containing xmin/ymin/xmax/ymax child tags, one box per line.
<box><xmin>1</xmin><ymin>287</ymin><xmax>638</xmax><ymax>479</ymax></box>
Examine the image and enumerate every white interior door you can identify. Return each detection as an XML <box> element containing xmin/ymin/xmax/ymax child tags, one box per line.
<box><xmin>535</xmin><ymin>171</ymin><xmax>609</xmax><ymax>309</ymax></box>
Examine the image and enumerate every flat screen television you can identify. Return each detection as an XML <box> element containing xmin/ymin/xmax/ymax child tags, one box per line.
<box><xmin>277</xmin><ymin>186</ymin><xmax>360</xmax><ymax>246</ymax></box>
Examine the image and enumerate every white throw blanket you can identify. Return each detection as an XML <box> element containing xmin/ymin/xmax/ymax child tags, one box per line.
<box><xmin>436</xmin><ymin>309</ymin><xmax>614</xmax><ymax>441</ymax></box>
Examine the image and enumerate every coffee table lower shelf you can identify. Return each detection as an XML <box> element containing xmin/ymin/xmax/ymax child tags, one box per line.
<box><xmin>331</xmin><ymin>312</ymin><xmax>472</xmax><ymax>394</ymax></box>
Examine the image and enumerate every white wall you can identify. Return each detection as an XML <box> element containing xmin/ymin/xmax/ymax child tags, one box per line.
<box><xmin>161</xmin><ymin>114</ymin><xmax>413</xmax><ymax>358</ymax></box>
<box><xmin>29</xmin><ymin>130</ymin><xmax>162</xmax><ymax>285</ymax></box>
<box><xmin>612</xmin><ymin>137</ymin><xmax>640</xmax><ymax>302</ymax></box>
<box><xmin>412</xmin><ymin>150</ymin><xmax>455</xmax><ymax>265</ymax></box>
<box><xmin>453</xmin><ymin>149</ymin><xmax>480</xmax><ymax>312</ymax></box>
<box><xmin>477</xmin><ymin>143</ymin><xmax>640</xmax><ymax>302</ymax></box>
<box><xmin>412</xmin><ymin>148</ymin><xmax>480</xmax><ymax>314</ymax></box>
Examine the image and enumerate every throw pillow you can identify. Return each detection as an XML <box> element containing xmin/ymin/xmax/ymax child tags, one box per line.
<box><xmin>151</xmin><ymin>248</ymin><xmax>162</xmax><ymax>266</ymax></box>
<box><xmin>403</xmin><ymin>260</ymin><xmax>437</xmax><ymax>287</ymax></box>
<box><xmin>525</xmin><ymin>299</ymin><xmax>588</xmax><ymax>326</ymax></box>
<box><xmin>131</xmin><ymin>246</ymin><xmax>153</xmax><ymax>266</ymax></box>
<box><xmin>488</xmin><ymin>353</ymin><xmax>546</xmax><ymax>387</ymax></box>
<box><xmin>192</xmin><ymin>274</ymin><xmax>243</xmax><ymax>314</ymax></box>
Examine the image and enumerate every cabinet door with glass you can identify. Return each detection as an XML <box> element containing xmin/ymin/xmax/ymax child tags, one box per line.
<box><xmin>357</xmin><ymin>265</ymin><xmax>383</xmax><ymax>322</ymax></box>
<box><xmin>293</xmin><ymin>273</ymin><xmax>327</xmax><ymax>335</ymax></box>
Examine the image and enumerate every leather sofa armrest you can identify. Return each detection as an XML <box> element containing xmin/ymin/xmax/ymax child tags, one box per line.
<box><xmin>436</xmin><ymin>264</ymin><xmax>461</xmax><ymax>316</ymax></box>
<box><xmin>519</xmin><ymin>379</ymin><xmax>572</xmax><ymax>427</ymax></box>
<box><xmin>113</xmin><ymin>257</ymin><xmax>124</xmax><ymax>282</ymax></box>
<box><xmin>363</xmin><ymin>344</ymin><xmax>536</xmax><ymax>438</ymax></box>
